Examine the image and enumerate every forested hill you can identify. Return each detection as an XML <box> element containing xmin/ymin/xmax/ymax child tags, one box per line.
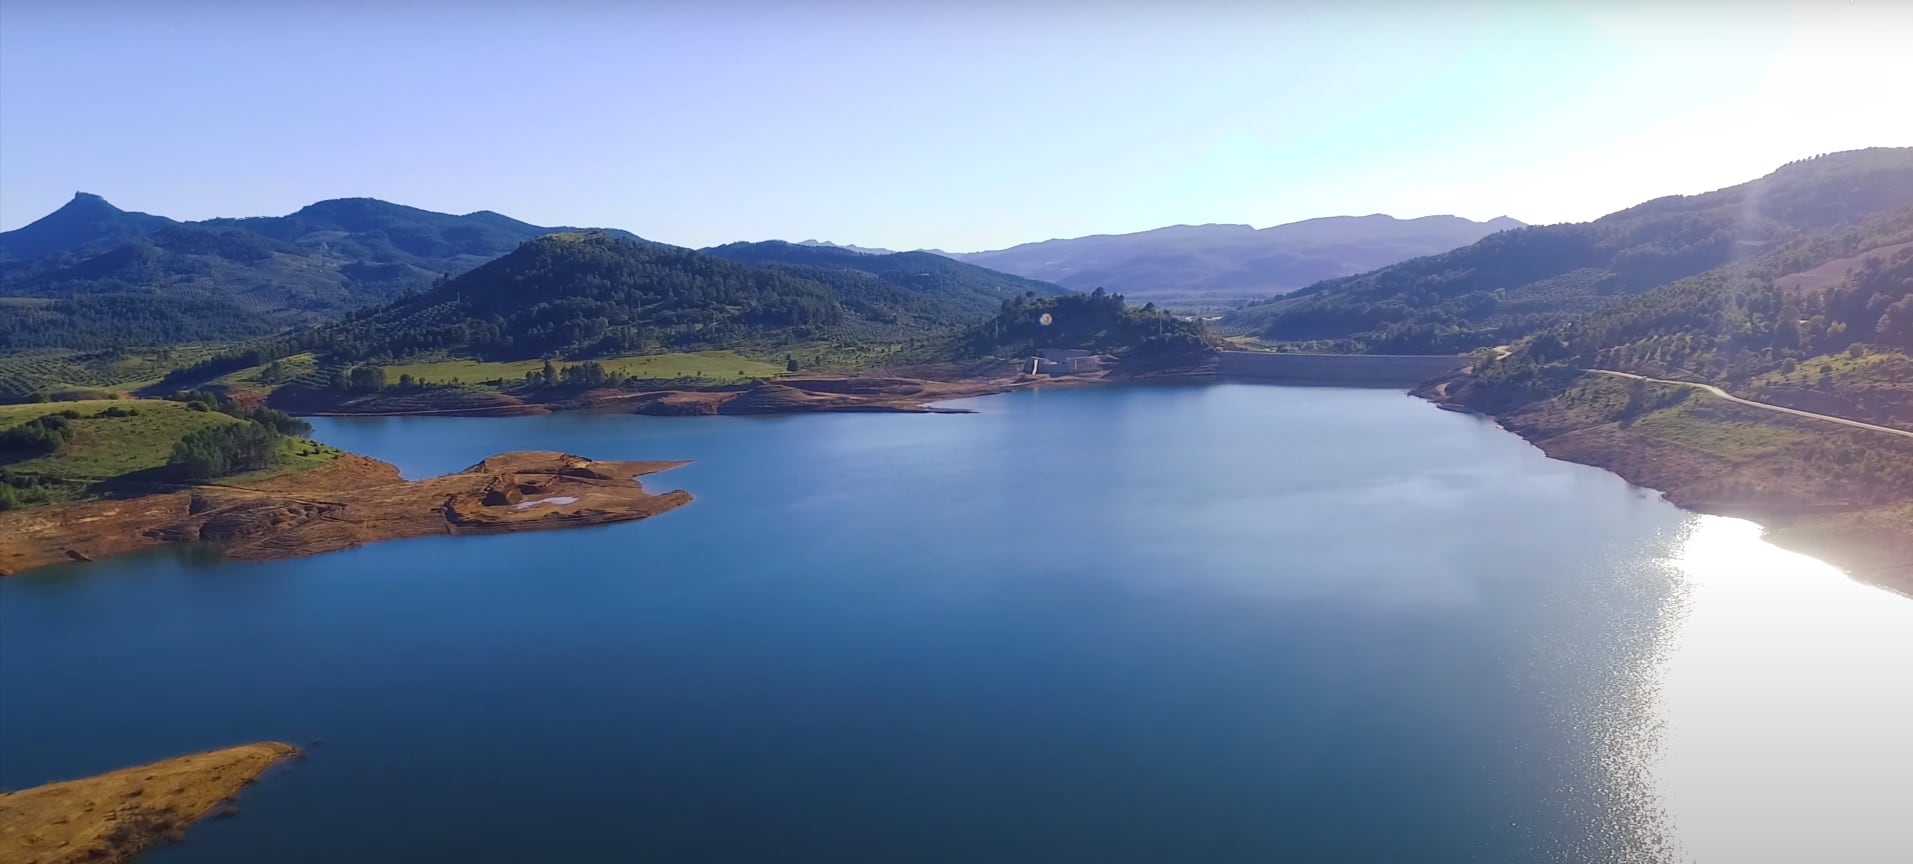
<box><xmin>0</xmin><ymin>195</ymin><xmax>641</xmax><ymax>349</ymax></box>
<box><xmin>1224</xmin><ymin>148</ymin><xmax>1913</xmax><ymax>353</ymax></box>
<box><xmin>1528</xmin><ymin>208</ymin><xmax>1913</xmax><ymax>368</ymax></box>
<box><xmin>966</xmin><ymin>289</ymin><xmax>1220</xmax><ymax>371</ymax></box>
<box><xmin>700</xmin><ymin>240</ymin><xmax>1066</xmax><ymax>318</ymax></box>
<box><xmin>315</xmin><ymin>233</ymin><xmax>1045</xmax><ymax>362</ymax></box>
<box><xmin>1460</xmin><ymin>207</ymin><xmax>1913</xmax><ymax>430</ymax></box>
<box><xmin>197</xmin><ymin>198</ymin><xmax>644</xmax><ymax>272</ymax></box>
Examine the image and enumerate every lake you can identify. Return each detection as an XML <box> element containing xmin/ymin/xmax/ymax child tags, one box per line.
<box><xmin>2</xmin><ymin>382</ymin><xmax>1908</xmax><ymax>863</ymax></box>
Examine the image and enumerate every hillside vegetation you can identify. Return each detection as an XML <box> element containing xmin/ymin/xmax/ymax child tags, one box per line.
<box><xmin>312</xmin><ymin>232</ymin><xmax>1063</xmax><ymax>362</ymax></box>
<box><xmin>0</xmin><ymin>345</ymin><xmax>234</xmax><ymax>402</ymax></box>
<box><xmin>0</xmin><ymin>195</ymin><xmax>641</xmax><ymax>349</ymax></box>
<box><xmin>1423</xmin><ymin>156</ymin><xmax>1913</xmax><ymax>579</ymax></box>
<box><xmin>0</xmin><ymin>395</ymin><xmax>334</xmax><ymax>508</ymax></box>
<box><xmin>1227</xmin><ymin>148</ymin><xmax>1913</xmax><ymax>352</ymax></box>
<box><xmin>701</xmin><ymin>240</ymin><xmax>1065</xmax><ymax>320</ymax></box>
<box><xmin>1512</xmin><ymin>209</ymin><xmax>1913</xmax><ymax>429</ymax></box>
<box><xmin>966</xmin><ymin>289</ymin><xmax>1220</xmax><ymax>370</ymax></box>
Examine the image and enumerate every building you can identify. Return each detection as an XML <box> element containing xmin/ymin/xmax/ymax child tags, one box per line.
<box><xmin>1030</xmin><ymin>348</ymin><xmax>1102</xmax><ymax>375</ymax></box>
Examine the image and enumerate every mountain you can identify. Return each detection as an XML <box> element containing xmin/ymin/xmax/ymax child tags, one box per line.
<box><xmin>1490</xmin><ymin>206</ymin><xmax>1913</xmax><ymax>427</ymax></box>
<box><xmin>700</xmin><ymin>240</ymin><xmax>1066</xmax><ymax>319</ymax></box>
<box><xmin>0</xmin><ymin>196</ymin><xmax>642</xmax><ymax>350</ymax></box>
<box><xmin>944</xmin><ymin>214</ymin><xmax>1523</xmax><ymax>307</ymax></box>
<box><xmin>1224</xmin><ymin>147</ymin><xmax>1913</xmax><ymax>353</ymax></box>
<box><xmin>0</xmin><ymin>193</ymin><xmax>177</xmax><ymax>261</ymax></box>
<box><xmin>316</xmin><ymin>233</ymin><xmax>1052</xmax><ymax>362</ymax></box>
<box><xmin>795</xmin><ymin>239</ymin><xmax>901</xmax><ymax>256</ymax></box>
<box><xmin>199</xmin><ymin>198</ymin><xmax>643</xmax><ymax>273</ymax></box>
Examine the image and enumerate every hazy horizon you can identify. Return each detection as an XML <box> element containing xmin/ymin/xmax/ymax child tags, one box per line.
<box><xmin>3</xmin><ymin>1</ymin><xmax>1909</xmax><ymax>250</ymax></box>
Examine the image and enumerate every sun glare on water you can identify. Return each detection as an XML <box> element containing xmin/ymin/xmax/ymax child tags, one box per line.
<box><xmin>1627</xmin><ymin>517</ymin><xmax>1913</xmax><ymax>863</ymax></box>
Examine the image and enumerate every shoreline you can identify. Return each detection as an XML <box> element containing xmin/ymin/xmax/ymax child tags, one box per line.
<box><xmin>0</xmin><ymin>451</ymin><xmax>692</xmax><ymax>578</ymax></box>
<box><xmin>1413</xmin><ymin>381</ymin><xmax>1913</xmax><ymax>597</ymax></box>
<box><xmin>10</xmin><ymin>370</ymin><xmax>1898</xmax><ymax>593</ymax></box>
<box><xmin>269</xmin><ymin>366</ymin><xmax>1222</xmax><ymax>420</ymax></box>
<box><xmin>269</xmin><ymin>373</ymin><xmax>1037</xmax><ymax>419</ymax></box>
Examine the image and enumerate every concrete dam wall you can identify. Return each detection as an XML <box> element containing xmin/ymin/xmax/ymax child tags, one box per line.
<box><xmin>1216</xmin><ymin>351</ymin><xmax>1474</xmax><ymax>386</ymax></box>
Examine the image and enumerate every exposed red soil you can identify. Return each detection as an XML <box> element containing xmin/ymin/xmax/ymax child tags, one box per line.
<box><xmin>0</xmin><ymin>452</ymin><xmax>691</xmax><ymax>577</ymax></box>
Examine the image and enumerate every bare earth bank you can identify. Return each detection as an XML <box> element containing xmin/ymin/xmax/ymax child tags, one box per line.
<box><xmin>0</xmin><ymin>742</ymin><xmax>300</xmax><ymax>864</ymax></box>
<box><xmin>0</xmin><ymin>452</ymin><xmax>692</xmax><ymax>577</ymax></box>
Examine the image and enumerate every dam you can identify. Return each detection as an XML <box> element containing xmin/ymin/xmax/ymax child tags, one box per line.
<box><xmin>1216</xmin><ymin>350</ymin><xmax>1475</xmax><ymax>386</ymax></box>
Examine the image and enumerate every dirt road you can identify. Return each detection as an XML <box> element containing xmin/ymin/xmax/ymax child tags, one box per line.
<box><xmin>1588</xmin><ymin>369</ymin><xmax>1913</xmax><ymax>440</ymax></box>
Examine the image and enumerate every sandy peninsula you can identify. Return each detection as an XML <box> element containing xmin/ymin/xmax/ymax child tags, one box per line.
<box><xmin>0</xmin><ymin>742</ymin><xmax>300</xmax><ymax>864</ymax></box>
<box><xmin>0</xmin><ymin>451</ymin><xmax>691</xmax><ymax>577</ymax></box>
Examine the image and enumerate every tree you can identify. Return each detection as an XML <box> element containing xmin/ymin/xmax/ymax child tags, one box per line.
<box><xmin>166</xmin><ymin>422</ymin><xmax>284</xmax><ymax>480</ymax></box>
<box><xmin>348</xmin><ymin>365</ymin><xmax>387</xmax><ymax>391</ymax></box>
<box><xmin>0</xmin><ymin>414</ymin><xmax>76</xmax><ymax>456</ymax></box>
<box><xmin>1879</xmin><ymin>295</ymin><xmax>1913</xmax><ymax>349</ymax></box>
<box><xmin>786</xmin><ymin>356</ymin><xmax>800</xmax><ymax>373</ymax></box>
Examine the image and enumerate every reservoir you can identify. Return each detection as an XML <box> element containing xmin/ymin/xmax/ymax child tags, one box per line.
<box><xmin>2</xmin><ymin>383</ymin><xmax>1908</xmax><ymax>863</ymax></box>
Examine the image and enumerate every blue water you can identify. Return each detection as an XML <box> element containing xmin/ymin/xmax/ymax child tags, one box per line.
<box><xmin>3</xmin><ymin>383</ymin><xmax>1908</xmax><ymax>863</ymax></box>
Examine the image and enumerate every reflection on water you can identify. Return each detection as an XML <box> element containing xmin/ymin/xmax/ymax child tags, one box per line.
<box><xmin>1640</xmin><ymin>517</ymin><xmax>1913</xmax><ymax>863</ymax></box>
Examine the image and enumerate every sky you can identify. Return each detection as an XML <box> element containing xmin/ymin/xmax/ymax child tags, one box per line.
<box><xmin>2</xmin><ymin>1</ymin><xmax>1910</xmax><ymax>252</ymax></box>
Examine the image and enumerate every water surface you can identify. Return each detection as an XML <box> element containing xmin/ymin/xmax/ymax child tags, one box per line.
<box><xmin>2</xmin><ymin>383</ymin><xmax>1907</xmax><ymax>862</ymax></box>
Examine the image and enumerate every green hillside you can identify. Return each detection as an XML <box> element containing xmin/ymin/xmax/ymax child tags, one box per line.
<box><xmin>701</xmin><ymin>240</ymin><xmax>1067</xmax><ymax>319</ymax></box>
<box><xmin>0</xmin><ymin>195</ymin><xmax>644</xmax><ymax>350</ymax></box>
<box><xmin>966</xmin><ymin>289</ymin><xmax>1219</xmax><ymax>370</ymax></box>
<box><xmin>0</xmin><ymin>397</ymin><xmax>334</xmax><ymax>508</ymax></box>
<box><xmin>1504</xmin><ymin>208</ymin><xmax>1913</xmax><ymax>428</ymax></box>
<box><xmin>313</xmin><ymin>232</ymin><xmax>1039</xmax><ymax>362</ymax></box>
<box><xmin>1225</xmin><ymin>148</ymin><xmax>1913</xmax><ymax>353</ymax></box>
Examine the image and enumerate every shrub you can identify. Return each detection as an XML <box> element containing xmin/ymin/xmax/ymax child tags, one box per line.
<box><xmin>0</xmin><ymin>414</ymin><xmax>77</xmax><ymax>457</ymax></box>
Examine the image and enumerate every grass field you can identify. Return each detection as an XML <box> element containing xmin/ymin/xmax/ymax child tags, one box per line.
<box><xmin>383</xmin><ymin>350</ymin><xmax>788</xmax><ymax>384</ymax></box>
<box><xmin>3</xmin><ymin>402</ymin><xmax>247</xmax><ymax>481</ymax></box>
<box><xmin>2</xmin><ymin>399</ymin><xmax>337</xmax><ymax>491</ymax></box>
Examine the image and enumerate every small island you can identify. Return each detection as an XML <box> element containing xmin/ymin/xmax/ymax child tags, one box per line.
<box><xmin>0</xmin><ymin>742</ymin><xmax>301</xmax><ymax>864</ymax></box>
<box><xmin>0</xmin><ymin>449</ymin><xmax>691</xmax><ymax>577</ymax></box>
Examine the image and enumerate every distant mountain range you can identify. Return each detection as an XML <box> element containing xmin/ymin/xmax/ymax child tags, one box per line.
<box><xmin>795</xmin><ymin>239</ymin><xmax>901</xmax><ymax>256</ymax></box>
<box><xmin>0</xmin><ymin>192</ymin><xmax>1514</xmax><ymax>351</ymax></box>
<box><xmin>934</xmin><ymin>214</ymin><xmax>1524</xmax><ymax>306</ymax></box>
<box><xmin>0</xmin><ymin>193</ymin><xmax>644</xmax><ymax>266</ymax></box>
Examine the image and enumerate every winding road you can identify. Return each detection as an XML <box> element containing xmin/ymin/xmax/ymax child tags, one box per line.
<box><xmin>1587</xmin><ymin>369</ymin><xmax>1913</xmax><ymax>441</ymax></box>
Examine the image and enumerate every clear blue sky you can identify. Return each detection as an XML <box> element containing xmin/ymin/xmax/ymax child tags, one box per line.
<box><xmin>2</xmin><ymin>1</ymin><xmax>1909</xmax><ymax>251</ymax></box>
